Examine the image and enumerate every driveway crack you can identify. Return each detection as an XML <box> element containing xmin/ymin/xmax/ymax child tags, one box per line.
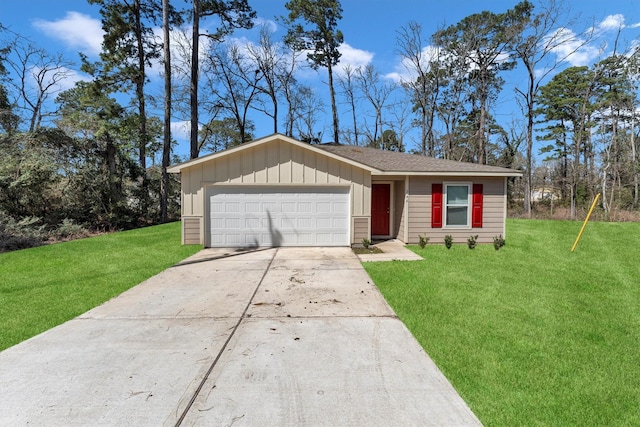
<box><xmin>174</xmin><ymin>248</ymin><xmax>279</xmax><ymax>427</ymax></box>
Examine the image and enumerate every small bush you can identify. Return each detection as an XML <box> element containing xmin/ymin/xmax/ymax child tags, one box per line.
<box><xmin>51</xmin><ymin>219</ymin><xmax>91</xmax><ymax>241</ymax></box>
<box><xmin>467</xmin><ymin>235</ymin><xmax>478</xmax><ymax>249</ymax></box>
<box><xmin>444</xmin><ymin>235</ymin><xmax>453</xmax><ymax>249</ymax></box>
<box><xmin>418</xmin><ymin>234</ymin><xmax>429</xmax><ymax>249</ymax></box>
<box><xmin>361</xmin><ymin>238</ymin><xmax>371</xmax><ymax>249</ymax></box>
<box><xmin>0</xmin><ymin>211</ymin><xmax>47</xmax><ymax>252</ymax></box>
<box><xmin>493</xmin><ymin>234</ymin><xmax>506</xmax><ymax>250</ymax></box>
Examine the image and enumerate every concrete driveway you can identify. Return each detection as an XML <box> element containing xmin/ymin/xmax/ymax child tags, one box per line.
<box><xmin>0</xmin><ymin>247</ymin><xmax>481</xmax><ymax>426</ymax></box>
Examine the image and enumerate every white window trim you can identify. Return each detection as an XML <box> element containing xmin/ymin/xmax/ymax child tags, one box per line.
<box><xmin>443</xmin><ymin>182</ymin><xmax>472</xmax><ymax>229</ymax></box>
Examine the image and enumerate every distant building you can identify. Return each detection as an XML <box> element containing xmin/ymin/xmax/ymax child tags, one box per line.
<box><xmin>531</xmin><ymin>186</ymin><xmax>561</xmax><ymax>202</ymax></box>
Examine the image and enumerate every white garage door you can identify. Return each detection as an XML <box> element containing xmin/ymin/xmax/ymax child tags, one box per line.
<box><xmin>208</xmin><ymin>186</ymin><xmax>349</xmax><ymax>247</ymax></box>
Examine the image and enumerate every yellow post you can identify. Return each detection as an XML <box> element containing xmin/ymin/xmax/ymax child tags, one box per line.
<box><xmin>571</xmin><ymin>193</ymin><xmax>601</xmax><ymax>252</ymax></box>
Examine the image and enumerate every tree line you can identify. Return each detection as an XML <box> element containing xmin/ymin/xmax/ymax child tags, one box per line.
<box><xmin>1</xmin><ymin>0</ymin><xmax>639</xmax><ymax>250</ymax></box>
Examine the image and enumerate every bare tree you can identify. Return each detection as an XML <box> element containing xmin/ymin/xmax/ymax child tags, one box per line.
<box><xmin>280</xmin><ymin>50</ymin><xmax>304</xmax><ymax>137</ymax></box>
<box><xmin>396</xmin><ymin>21</ymin><xmax>438</xmax><ymax>156</ymax></box>
<box><xmin>357</xmin><ymin>64</ymin><xmax>396</xmax><ymax>147</ymax></box>
<box><xmin>6</xmin><ymin>38</ymin><xmax>74</xmax><ymax>132</ymax></box>
<box><xmin>246</xmin><ymin>24</ymin><xmax>300</xmax><ymax>135</ymax></box>
<box><xmin>337</xmin><ymin>64</ymin><xmax>360</xmax><ymax>145</ymax></box>
<box><xmin>386</xmin><ymin>100</ymin><xmax>413</xmax><ymax>152</ymax></box>
<box><xmin>514</xmin><ymin>0</ymin><xmax>593</xmax><ymax>217</ymax></box>
<box><xmin>434</xmin><ymin>52</ymin><xmax>467</xmax><ymax>160</ymax></box>
<box><xmin>204</xmin><ymin>42</ymin><xmax>262</xmax><ymax>145</ymax></box>
<box><xmin>293</xmin><ymin>85</ymin><xmax>325</xmax><ymax>143</ymax></box>
<box><xmin>188</xmin><ymin>0</ymin><xmax>255</xmax><ymax>159</ymax></box>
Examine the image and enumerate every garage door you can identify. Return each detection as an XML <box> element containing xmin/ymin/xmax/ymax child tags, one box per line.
<box><xmin>208</xmin><ymin>186</ymin><xmax>349</xmax><ymax>247</ymax></box>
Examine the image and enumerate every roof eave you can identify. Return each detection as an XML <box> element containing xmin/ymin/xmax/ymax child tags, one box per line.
<box><xmin>167</xmin><ymin>133</ymin><xmax>381</xmax><ymax>174</ymax></box>
<box><xmin>374</xmin><ymin>170</ymin><xmax>523</xmax><ymax>177</ymax></box>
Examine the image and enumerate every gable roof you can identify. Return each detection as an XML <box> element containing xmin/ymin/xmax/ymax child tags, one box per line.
<box><xmin>168</xmin><ymin>133</ymin><xmax>522</xmax><ymax>177</ymax></box>
<box><xmin>167</xmin><ymin>133</ymin><xmax>379</xmax><ymax>174</ymax></box>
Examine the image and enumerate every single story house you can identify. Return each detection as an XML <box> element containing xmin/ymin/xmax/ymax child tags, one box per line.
<box><xmin>168</xmin><ymin>133</ymin><xmax>522</xmax><ymax>247</ymax></box>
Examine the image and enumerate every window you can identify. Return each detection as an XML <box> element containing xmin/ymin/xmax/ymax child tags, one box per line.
<box><xmin>444</xmin><ymin>183</ymin><xmax>470</xmax><ymax>227</ymax></box>
<box><xmin>431</xmin><ymin>182</ymin><xmax>483</xmax><ymax>229</ymax></box>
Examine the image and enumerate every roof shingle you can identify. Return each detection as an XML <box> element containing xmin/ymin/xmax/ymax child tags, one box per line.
<box><xmin>317</xmin><ymin>144</ymin><xmax>521</xmax><ymax>175</ymax></box>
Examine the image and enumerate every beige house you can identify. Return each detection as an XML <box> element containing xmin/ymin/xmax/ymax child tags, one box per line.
<box><xmin>168</xmin><ymin>134</ymin><xmax>521</xmax><ymax>247</ymax></box>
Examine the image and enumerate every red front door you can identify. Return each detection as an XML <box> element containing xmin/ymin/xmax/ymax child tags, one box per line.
<box><xmin>371</xmin><ymin>184</ymin><xmax>390</xmax><ymax>236</ymax></box>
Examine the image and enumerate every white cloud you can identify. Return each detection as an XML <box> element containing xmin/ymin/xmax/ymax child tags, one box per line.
<box><xmin>630</xmin><ymin>22</ymin><xmax>640</xmax><ymax>29</ymax></box>
<box><xmin>385</xmin><ymin>45</ymin><xmax>441</xmax><ymax>83</ymax></box>
<box><xmin>33</xmin><ymin>12</ymin><xmax>104</xmax><ymax>57</ymax></box>
<box><xmin>335</xmin><ymin>43</ymin><xmax>373</xmax><ymax>76</ymax></box>
<box><xmin>545</xmin><ymin>27</ymin><xmax>601</xmax><ymax>66</ymax></box>
<box><xmin>171</xmin><ymin>120</ymin><xmax>191</xmax><ymax>142</ymax></box>
<box><xmin>597</xmin><ymin>14</ymin><xmax>626</xmax><ymax>31</ymax></box>
<box><xmin>252</xmin><ymin>17</ymin><xmax>278</xmax><ymax>34</ymax></box>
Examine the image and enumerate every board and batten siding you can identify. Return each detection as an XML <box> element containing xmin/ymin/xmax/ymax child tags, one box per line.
<box><xmin>406</xmin><ymin>176</ymin><xmax>506</xmax><ymax>244</ymax></box>
<box><xmin>180</xmin><ymin>138</ymin><xmax>372</xmax><ymax>245</ymax></box>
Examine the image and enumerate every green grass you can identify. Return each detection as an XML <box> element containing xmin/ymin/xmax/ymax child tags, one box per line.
<box><xmin>364</xmin><ymin>219</ymin><xmax>640</xmax><ymax>426</ymax></box>
<box><xmin>0</xmin><ymin>222</ymin><xmax>201</xmax><ymax>351</ymax></box>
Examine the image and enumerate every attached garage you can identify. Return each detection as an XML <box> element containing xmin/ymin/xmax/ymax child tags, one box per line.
<box><xmin>207</xmin><ymin>186</ymin><xmax>349</xmax><ymax>247</ymax></box>
<box><xmin>169</xmin><ymin>134</ymin><xmax>521</xmax><ymax>248</ymax></box>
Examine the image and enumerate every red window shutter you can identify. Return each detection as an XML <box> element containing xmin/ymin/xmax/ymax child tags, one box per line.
<box><xmin>472</xmin><ymin>184</ymin><xmax>483</xmax><ymax>228</ymax></box>
<box><xmin>431</xmin><ymin>183</ymin><xmax>443</xmax><ymax>228</ymax></box>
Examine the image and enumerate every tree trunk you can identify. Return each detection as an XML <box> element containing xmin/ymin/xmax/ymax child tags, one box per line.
<box><xmin>190</xmin><ymin>0</ymin><xmax>200</xmax><ymax>159</ymax></box>
<box><xmin>478</xmin><ymin>97</ymin><xmax>487</xmax><ymax>165</ymax></box>
<box><xmin>272</xmin><ymin>93</ymin><xmax>278</xmax><ymax>134</ymax></box>
<box><xmin>420</xmin><ymin>107</ymin><xmax>427</xmax><ymax>155</ymax></box>
<box><xmin>134</xmin><ymin>0</ymin><xmax>149</xmax><ymax>218</ymax></box>
<box><xmin>106</xmin><ymin>134</ymin><xmax>118</xmax><ymax>211</ymax></box>
<box><xmin>160</xmin><ymin>0</ymin><xmax>172</xmax><ymax>223</ymax></box>
<box><xmin>632</xmin><ymin>116</ymin><xmax>638</xmax><ymax>208</ymax></box>
<box><xmin>327</xmin><ymin>60</ymin><xmax>339</xmax><ymax>143</ymax></box>
<box><xmin>350</xmin><ymin>96</ymin><xmax>358</xmax><ymax>146</ymax></box>
<box><xmin>524</xmin><ymin>74</ymin><xmax>535</xmax><ymax>218</ymax></box>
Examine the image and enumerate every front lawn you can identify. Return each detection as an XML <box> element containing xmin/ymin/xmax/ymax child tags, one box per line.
<box><xmin>0</xmin><ymin>222</ymin><xmax>201</xmax><ymax>351</ymax></box>
<box><xmin>364</xmin><ymin>219</ymin><xmax>640</xmax><ymax>426</ymax></box>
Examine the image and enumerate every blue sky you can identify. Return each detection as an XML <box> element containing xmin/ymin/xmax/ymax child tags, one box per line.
<box><xmin>2</xmin><ymin>0</ymin><xmax>640</xmax><ymax>158</ymax></box>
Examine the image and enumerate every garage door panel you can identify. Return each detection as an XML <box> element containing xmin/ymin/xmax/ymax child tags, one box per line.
<box><xmin>298</xmin><ymin>217</ymin><xmax>313</xmax><ymax>228</ymax></box>
<box><xmin>245</xmin><ymin>217</ymin><xmax>260</xmax><ymax>228</ymax></box>
<box><xmin>225</xmin><ymin>218</ymin><xmax>241</xmax><ymax>228</ymax></box>
<box><xmin>223</xmin><ymin>234</ymin><xmax>242</xmax><ymax>245</ymax></box>
<box><xmin>208</xmin><ymin>186</ymin><xmax>349</xmax><ymax>247</ymax></box>
<box><xmin>245</xmin><ymin>202</ymin><xmax>260</xmax><ymax>213</ymax></box>
<box><xmin>225</xmin><ymin>202</ymin><xmax>241</xmax><ymax>213</ymax></box>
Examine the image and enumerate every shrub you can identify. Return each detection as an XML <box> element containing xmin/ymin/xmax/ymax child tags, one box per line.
<box><xmin>444</xmin><ymin>235</ymin><xmax>453</xmax><ymax>249</ymax></box>
<box><xmin>361</xmin><ymin>238</ymin><xmax>371</xmax><ymax>249</ymax></box>
<box><xmin>51</xmin><ymin>219</ymin><xmax>91</xmax><ymax>241</ymax></box>
<box><xmin>493</xmin><ymin>234</ymin><xmax>506</xmax><ymax>250</ymax></box>
<box><xmin>0</xmin><ymin>211</ymin><xmax>47</xmax><ymax>252</ymax></box>
<box><xmin>467</xmin><ymin>235</ymin><xmax>478</xmax><ymax>249</ymax></box>
<box><xmin>418</xmin><ymin>234</ymin><xmax>429</xmax><ymax>249</ymax></box>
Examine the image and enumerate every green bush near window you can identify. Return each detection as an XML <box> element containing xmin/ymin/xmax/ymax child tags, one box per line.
<box><xmin>493</xmin><ymin>234</ymin><xmax>506</xmax><ymax>250</ymax></box>
<box><xmin>444</xmin><ymin>234</ymin><xmax>453</xmax><ymax>249</ymax></box>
